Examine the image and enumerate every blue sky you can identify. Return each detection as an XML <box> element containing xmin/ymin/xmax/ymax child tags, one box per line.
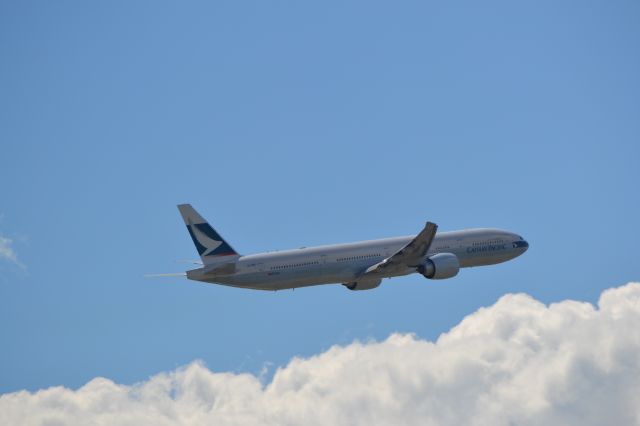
<box><xmin>1</xmin><ymin>0</ymin><xmax>638</xmax><ymax>394</ymax></box>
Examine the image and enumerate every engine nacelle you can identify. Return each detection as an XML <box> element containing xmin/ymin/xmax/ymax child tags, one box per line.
<box><xmin>343</xmin><ymin>278</ymin><xmax>382</xmax><ymax>291</ymax></box>
<box><xmin>418</xmin><ymin>253</ymin><xmax>460</xmax><ymax>280</ymax></box>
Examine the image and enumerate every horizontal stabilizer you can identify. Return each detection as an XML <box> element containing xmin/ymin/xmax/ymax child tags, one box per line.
<box><xmin>175</xmin><ymin>259</ymin><xmax>204</xmax><ymax>265</ymax></box>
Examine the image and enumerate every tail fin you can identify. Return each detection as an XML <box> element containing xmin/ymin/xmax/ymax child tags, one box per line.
<box><xmin>177</xmin><ymin>204</ymin><xmax>239</xmax><ymax>264</ymax></box>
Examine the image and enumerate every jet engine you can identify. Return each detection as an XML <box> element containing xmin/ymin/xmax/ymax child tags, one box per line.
<box><xmin>417</xmin><ymin>253</ymin><xmax>459</xmax><ymax>279</ymax></box>
<box><xmin>343</xmin><ymin>278</ymin><xmax>382</xmax><ymax>291</ymax></box>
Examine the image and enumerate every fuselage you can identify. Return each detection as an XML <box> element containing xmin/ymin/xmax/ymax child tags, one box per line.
<box><xmin>186</xmin><ymin>228</ymin><xmax>529</xmax><ymax>290</ymax></box>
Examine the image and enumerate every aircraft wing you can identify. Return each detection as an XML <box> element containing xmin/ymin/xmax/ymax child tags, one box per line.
<box><xmin>362</xmin><ymin>222</ymin><xmax>438</xmax><ymax>277</ymax></box>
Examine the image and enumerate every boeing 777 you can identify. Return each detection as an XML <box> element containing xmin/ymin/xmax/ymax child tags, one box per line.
<box><xmin>163</xmin><ymin>204</ymin><xmax>529</xmax><ymax>291</ymax></box>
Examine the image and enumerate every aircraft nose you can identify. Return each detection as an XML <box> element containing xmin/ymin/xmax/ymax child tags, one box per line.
<box><xmin>513</xmin><ymin>240</ymin><xmax>529</xmax><ymax>251</ymax></box>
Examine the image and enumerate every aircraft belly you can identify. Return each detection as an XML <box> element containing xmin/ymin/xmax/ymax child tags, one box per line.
<box><xmin>217</xmin><ymin>267</ymin><xmax>357</xmax><ymax>290</ymax></box>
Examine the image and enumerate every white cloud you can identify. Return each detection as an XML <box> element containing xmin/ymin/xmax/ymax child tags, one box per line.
<box><xmin>0</xmin><ymin>235</ymin><xmax>24</xmax><ymax>268</ymax></box>
<box><xmin>2</xmin><ymin>283</ymin><xmax>640</xmax><ymax>426</ymax></box>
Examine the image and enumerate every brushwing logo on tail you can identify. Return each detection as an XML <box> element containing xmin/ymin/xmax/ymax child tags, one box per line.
<box><xmin>188</xmin><ymin>218</ymin><xmax>223</xmax><ymax>256</ymax></box>
<box><xmin>179</xmin><ymin>204</ymin><xmax>239</xmax><ymax>259</ymax></box>
<box><xmin>185</xmin><ymin>218</ymin><xmax>237</xmax><ymax>257</ymax></box>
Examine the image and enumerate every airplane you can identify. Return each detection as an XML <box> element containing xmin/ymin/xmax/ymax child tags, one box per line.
<box><xmin>162</xmin><ymin>204</ymin><xmax>529</xmax><ymax>291</ymax></box>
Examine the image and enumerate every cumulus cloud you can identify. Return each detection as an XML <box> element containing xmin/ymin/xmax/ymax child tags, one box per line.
<box><xmin>2</xmin><ymin>283</ymin><xmax>640</xmax><ymax>426</ymax></box>
<box><xmin>0</xmin><ymin>235</ymin><xmax>24</xmax><ymax>268</ymax></box>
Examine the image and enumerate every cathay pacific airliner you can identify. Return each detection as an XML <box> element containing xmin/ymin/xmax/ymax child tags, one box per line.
<box><xmin>156</xmin><ymin>204</ymin><xmax>528</xmax><ymax>291</ymax></box>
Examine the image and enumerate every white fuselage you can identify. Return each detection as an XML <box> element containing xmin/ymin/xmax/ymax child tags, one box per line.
<box><xmin>186</xmin><ymin>228</ymin><xmax>528</xmax><ymax>290</ymax></box>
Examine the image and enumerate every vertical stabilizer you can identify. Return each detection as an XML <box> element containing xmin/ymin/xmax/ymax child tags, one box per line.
<box><xmin>177</xmin><ymin>204</ymin><xmax>239</xmax><ymax>264</ymax></box>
